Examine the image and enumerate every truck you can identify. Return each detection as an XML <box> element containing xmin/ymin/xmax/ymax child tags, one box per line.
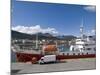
<box><xmin>38</xmin><ymin>55</ymin><xmax>57</xmax><ymax>64</ymax></box>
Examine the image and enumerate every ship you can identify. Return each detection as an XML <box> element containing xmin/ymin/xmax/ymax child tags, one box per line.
<box><xmin>11</xmin><ymin>21</ymin><xmax>96</xmax><ymax>63</ymax></box>
<box><xmin>70</xmin><ymin>20</ymin><xmax>96</xmax><ymax>52</ymax></box>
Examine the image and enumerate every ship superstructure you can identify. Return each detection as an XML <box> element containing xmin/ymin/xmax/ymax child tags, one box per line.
<box><xmin>70</xmin><ymin>20</ymin><xmax>96</xmax><ymax>52</ymax></box>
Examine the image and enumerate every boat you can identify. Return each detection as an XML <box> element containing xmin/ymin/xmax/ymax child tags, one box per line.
<box><xmin>11</xmin><ymin>21</ymin><xmax>96</xmax><ymax>63</ymax></box>
<box><xmin>70</xmin><ymin>21</ymin><xmax>96</xmax><ymax>52</ymax></box>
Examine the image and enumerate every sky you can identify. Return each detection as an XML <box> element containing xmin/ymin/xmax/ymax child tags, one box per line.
<box><xmin>11</xmin><ymin>0</ymin><xmax>96</xmax><ymax>36</ymax></box>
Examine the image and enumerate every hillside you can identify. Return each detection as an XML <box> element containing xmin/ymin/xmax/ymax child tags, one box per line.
<box><xmin>11</xmin><ymin>30</ymin><xmax>76</xmax><ymax>40</ymax></box>
<box><xmin>11</xmin><ymin>30</ymin><xmax>58</xmax><ymax>40</ymax></box>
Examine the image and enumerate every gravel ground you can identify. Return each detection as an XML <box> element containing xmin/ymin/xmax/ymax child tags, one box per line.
<box><xmin>11</xmin><ymin>58</ymin><xmax>96</xmax><ymax>74</ymax></box>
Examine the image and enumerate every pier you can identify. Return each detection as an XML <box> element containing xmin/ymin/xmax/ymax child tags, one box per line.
<box><xmin>11</xmin><ymin>58</ymin><xmax>96</xmax><ymax>74</ymax></box>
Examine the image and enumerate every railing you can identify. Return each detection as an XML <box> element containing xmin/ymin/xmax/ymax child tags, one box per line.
<box><xmin>59</xmin><ymin>50</ymin><xmax>96</xmax><ymax>55</ymax></box>
<box><xmin>11</xmin><ymin>44</ymin><xmax>42</xmax><ymax>54</ymax></box>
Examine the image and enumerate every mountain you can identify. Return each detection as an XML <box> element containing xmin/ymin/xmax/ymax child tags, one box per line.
<box><xmin>11</xmin><ymin>30</ymin><xmax>76</xmax><ymax>40</ymax></box>
<box><xmin>11</xmin><ymin>30</ymin><xmax>33</xmax><ymax>39</ymax></box>
<box><xmin>57</xmin><ymin>35</ymin><xmax>76</xmax><ymax>41</ymax></box>
<box><xmin>11</xmin><ymin>30</ymin><xmax>58</xmax><ymax>40</ymax></box>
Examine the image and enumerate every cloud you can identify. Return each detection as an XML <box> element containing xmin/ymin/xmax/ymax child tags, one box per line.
<box><xmin>86</xmin><ymin>29</ymin><xmax>96</xmax><ymax>35</ymax></box>
<box><xmin>91</xmin><ymin>29</ymin><xmax>96</xmax><ymax>34</ymax></box>
<box><xmin>83</xmin><ymin>6</ymin><xmax>96</xmax><ymax>12</ymax></box>
<box><xmin>12</xmin><ymin>25</ymin><xmax>58</xmax><ymax>35</ymax></box>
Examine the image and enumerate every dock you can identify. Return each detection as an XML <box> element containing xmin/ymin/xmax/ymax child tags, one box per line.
<box><xmin>11</xmin><ymin>58</ymin><xmax>96</xmax><ymax>74</ymax></box>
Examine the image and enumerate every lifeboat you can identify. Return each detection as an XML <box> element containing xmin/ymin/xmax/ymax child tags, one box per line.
<box><xmin>43</xmin><ymin>45</ymin><xmax>57</xmax><ymax>52</ymax></box>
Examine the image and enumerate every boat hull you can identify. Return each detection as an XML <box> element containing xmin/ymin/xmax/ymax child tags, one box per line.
<box><xmin>15</xmin><ymin>52</ymin><xmax>96</xmax><ymax>62</ymax></box>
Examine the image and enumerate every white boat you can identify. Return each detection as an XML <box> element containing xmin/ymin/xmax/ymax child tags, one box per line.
<box><xmin>70</xmin><ymin>20</ymin><xmax>96</xmax><ymax>52</ymax></box>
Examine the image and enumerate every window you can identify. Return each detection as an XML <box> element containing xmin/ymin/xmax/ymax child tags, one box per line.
<box><xmin>67</xmin><ymin>53</ymin><xmax>69</xmax><ymax>55</ymax></box>
<box><xmin>87</xmin><ymin>48</ymin><xmax>91</xmax><ymax>50</ymax></box>
<box><xmin>63</xmin><ymin>53</ymin><xmax>65</xmax><ymax>55</ymax></box>
<box><xmin>94</xmin><ymin>48</ymin><xmax>96</xmax><ymax>50</ymax></box>
<box><xmin>73</xmin><ymin>53</ymin><xmax>75</xmax><ymax>55</ymax></box>
<box><xmin>85</xmin><ymin>44</ymin><xmax>88</xmax><ymax>46</ymax></box>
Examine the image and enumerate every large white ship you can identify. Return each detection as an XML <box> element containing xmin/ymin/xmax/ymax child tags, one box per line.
<box><xmin>70</xmin><ymin>20</ymin><xmax>96</xmax><ymax>52</ymax></box>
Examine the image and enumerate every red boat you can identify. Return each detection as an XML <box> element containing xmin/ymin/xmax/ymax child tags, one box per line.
<box><xmin>12</xmin><ymin>44</ymin><xmax>96</xmax><ymax>63</ymax></box>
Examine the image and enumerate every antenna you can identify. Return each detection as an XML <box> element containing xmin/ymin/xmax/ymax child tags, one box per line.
<box><xmin>81</xmin><ymin>18</ymin><xmax>83</xmax><ymax>28</ymax></box>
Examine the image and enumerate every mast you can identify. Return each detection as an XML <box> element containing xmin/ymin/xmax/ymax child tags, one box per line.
<box><xmin>36</xmin><ymin>33</ymin><xmax>38</xmax><ymax>49</ymax></box>
<box><xmin>80</xmin><ymin>19</ymin><xmax>84</xmax><ymax>39</ymax></box>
